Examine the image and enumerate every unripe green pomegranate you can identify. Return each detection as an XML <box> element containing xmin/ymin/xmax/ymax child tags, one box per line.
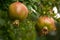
<box><xmin>36</xmin><ymin>16</ymin><xmax>56</xmax><ymax>35</ymax></box>
<box><xmin>9</xmin><ymin>2</ymin><xmax>28</xmax><ymax>20</ymax></box>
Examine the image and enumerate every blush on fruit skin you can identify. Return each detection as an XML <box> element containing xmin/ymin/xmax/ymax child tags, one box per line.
<box><xmin>37</xmin><ymin>16</ymin><xmax>56</xmax><ymax>32</ymax></box>
<box><xmin>9</xmin><ymin>2</ymin><xmax>28</xmax><ymax>20</ymax></box>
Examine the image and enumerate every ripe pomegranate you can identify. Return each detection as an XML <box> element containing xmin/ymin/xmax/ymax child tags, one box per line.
<box><xmin>9</xmin><ymin>2</ymin><xmax>28</xmax><ymax>20</ymax></box>
<box><xmin>37</xmin><ymin>16</ymin><xmax>56</xmax><ymax>35</ymax></box>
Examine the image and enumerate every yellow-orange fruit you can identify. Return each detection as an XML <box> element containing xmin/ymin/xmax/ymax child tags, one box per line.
<box><xmin>9</xmin><ymin>2</ymin><xmax>28</xmax><ymax>20</ymax></box>
<box><xmin>37</xmin><ymin>16</ymin><xmax>56</xmax><ymax>31</ymax></box>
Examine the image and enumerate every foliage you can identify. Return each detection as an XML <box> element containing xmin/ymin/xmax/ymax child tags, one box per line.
<box><xmin>0</xmin><ymin>0</ymin><xmax>60</xmax><ymax>40</ymax></box>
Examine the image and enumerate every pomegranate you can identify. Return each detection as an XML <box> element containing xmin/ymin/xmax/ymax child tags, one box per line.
<box><xmin>9</xmin><ymin>2</ymin><xmax>28</xmax><ymax>20</ymax></box>
<box><xmin>37</xmin><ymin>16</ymin><xmax>56</xmax><ymax>35</ymax></box>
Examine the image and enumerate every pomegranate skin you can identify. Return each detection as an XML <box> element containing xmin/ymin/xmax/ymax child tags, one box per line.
<box><xmin>9</xmin><ymin>2</ymin><xmax>28</xmax><ymax>20</ymax></box>
<box><xmin>37</xmin><ymin>16</ymin><xmax>56</xmax><ymax>31</ymax></box>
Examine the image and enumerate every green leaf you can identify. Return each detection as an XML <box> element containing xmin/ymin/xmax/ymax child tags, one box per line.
<box><xmin>0</xmin><ymin>18</ymin><xmax>5</xmax><ymax>26</ymax></box>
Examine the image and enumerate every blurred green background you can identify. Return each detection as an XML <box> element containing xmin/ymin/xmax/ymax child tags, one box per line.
<box><xmin>0</xmin><ymin>0</ymin><xmax>60</xmax><ymax>40</ymax></box>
